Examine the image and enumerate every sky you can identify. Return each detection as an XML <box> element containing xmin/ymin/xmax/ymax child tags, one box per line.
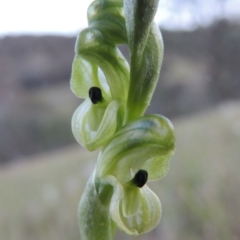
<box><xmin>1</xmin><ymin>0</ymin><xmax>240</xmax><ymax>37</ymax></box>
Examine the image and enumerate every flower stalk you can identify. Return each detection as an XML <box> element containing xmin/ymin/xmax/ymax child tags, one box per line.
<box><xmin>70</xmin><ymin>0</ymin><xmax>175</xmax><ymax>239</ymax></box>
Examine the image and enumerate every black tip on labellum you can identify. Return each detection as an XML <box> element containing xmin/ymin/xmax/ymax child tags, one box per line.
<box><xmin>89</xmin><ymin>87</ymin><xmax>102</xmax><ymax>104</ymax></box>
<box><xmin>132</xmin><ymin>170</ymin><xmax>148</xmax><ymax>188</ymax></box>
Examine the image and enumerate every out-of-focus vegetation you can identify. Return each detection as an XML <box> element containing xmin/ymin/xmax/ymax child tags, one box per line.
<box><xmin>1</xmin><ymin>100</ymin><xmax>240</xmax><ymax>240</ymax></box>
<box><xmin>0</xmin><ymin>20</ymin><xmax>240</xmax><ymax>164</ymax></box>
<box><xmin>0</xmin><ymin>83</ymin><xmax>80</xmax><ymax>162</ymax></box>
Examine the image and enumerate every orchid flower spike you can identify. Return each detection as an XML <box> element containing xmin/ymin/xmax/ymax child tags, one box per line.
<box><xmin>71</xmin><ymin>0</ymin><xmax>175</xmax><ymax>239</ymax></box>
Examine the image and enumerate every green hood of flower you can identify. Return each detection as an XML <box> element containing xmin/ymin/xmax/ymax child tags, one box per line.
<box><xmin>96</xmin><ymin>115</ymin><xmax>175</xmax><ymax>182</ymax></box>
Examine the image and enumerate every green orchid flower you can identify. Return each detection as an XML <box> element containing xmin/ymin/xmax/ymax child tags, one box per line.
<box><xmin>96</xmin><ymin>114</ymin><xmax>175</xmax><ymax>235</ymax></box>
<box><xmin>71</xmin><ymin>27</ymin><xmax>129</xmax><ymax>151</ymax></box>
<box><xmin>78</xmin><ymin>115</ymin><xmax>175</xmax><ymax>238</ymax></box>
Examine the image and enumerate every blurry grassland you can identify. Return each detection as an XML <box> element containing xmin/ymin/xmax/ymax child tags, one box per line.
<box><xmin>1</xmin><ymin>101</ymin><xmax>240</xmax><ymax>240</ymax></box>
<box><xmin>0</xmin><ymin>83</ymin><xmax>80</xmax><ymax>161</ymax></box>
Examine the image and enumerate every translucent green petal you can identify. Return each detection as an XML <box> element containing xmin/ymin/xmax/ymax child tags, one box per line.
<box><xmin>142</xmin><ymin>153</ymin><xmax>173</xmax><ymax>181</ymax></box>
<box><xmin>70</xmin><ymin>55</ymin><xmax>110</xmax><ymax>99</ymax></box>
<box><xmin>75</xmin><ymin>28</ymin><xmax>129</xmax><ymax>101</ymax></box>
<box><xmin>72</xmin><ymin>99</ymin><xmax>120</xmax><ymax>151</ymax></box>
<box><xmin>98</xmin><ymin>174</ymin><xmax>124</xmax><ymax>204</ymax></box>
<box><xmin>121</xmin><ymin>184</ymin><xmax>141</xmax><ymax>217</ymax></box>
<box><xmin>110</xmin><ymin>183</ymin><xmax>161</xmax><ymax>235</ymax></box>
<box><xmin>96</xmin><ymin>115</ymin><xmax>175</xmax><ymax>182</ymax></box>
<box><xmin>88</xmin><ymin>0</ymin><xmax>127</xmax><ymax>44</ymax></box>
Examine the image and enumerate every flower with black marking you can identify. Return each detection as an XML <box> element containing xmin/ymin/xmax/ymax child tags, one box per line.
<box><xmin>71</xmin><ymin>27</ymin><xmax>129</xmax><ymax>151</ymax></box>
<box><xmin>79</xmin><ymin>115</ymin><xmax>175</xmax><ymax>235</ymax></box>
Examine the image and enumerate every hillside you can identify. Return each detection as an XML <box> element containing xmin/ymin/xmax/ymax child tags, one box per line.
<box><xmin>1</xmin><ymin>21</ymin><xmax>240</xmax><ymax>165</ymax></box>
<box><xmin>1</xmin><ymin>101</ymin><xmax>240</xmax><ymax>240</ymax></box>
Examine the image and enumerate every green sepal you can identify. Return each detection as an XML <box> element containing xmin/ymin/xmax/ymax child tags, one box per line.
<box><xmin>70</xmin><ymin>55</ymin><xmax>110</xmax><ymax>99</ymax></box>
<box><xmin>71</xmin><ymin>99</ymin><xmax>120</xmax><ymax>151</ymax></box>
<box><xmin>75</xmin><ymin>28</ymin><xmax>129</xmax><ymax>101</ymax></box>
<box><xmin>88</xmin><ymin>0</ymin><xmax>127</xmax><ymax>44</ymax></box>
<box><xmin>112</xmin><ymin>184</ymin><xmax>161</xmax><ymax>235</ymax></box>
<box><xmin>121</xmin><ymin>183</ymin><xmax>141</xmax><ymax>217</ymax></box>
<box><xmin>79</xmin><ymin>171</ymin><xmax>115</xmax><ymax>240</ymax></box>
<box><xmin>98</xmin><ymin>174</ymin><xmax>161</xmax><ymax>235</ymax></box>
<box><xmin>96</xmin><ymin>114</ymin><xmax>175</xmax><ymax>183</ymax></box>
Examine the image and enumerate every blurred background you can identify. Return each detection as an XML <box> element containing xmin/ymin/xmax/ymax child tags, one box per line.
<box><xmin>0</xmin><ymin>0</ymin><xmax>240</xmax><ymax>239</ymax></box>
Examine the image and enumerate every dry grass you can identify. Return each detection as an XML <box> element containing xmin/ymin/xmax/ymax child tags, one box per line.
<box><xmin>1</xmin><ymin>101</ymin><xmax>240</xmax><ymax>240</ymax></box>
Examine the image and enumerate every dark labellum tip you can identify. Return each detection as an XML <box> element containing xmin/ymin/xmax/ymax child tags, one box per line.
<box><xmin>132</xmin><ymin>170</ymin><xmax>148</xmax><ymax>188</ymax></box>
<box><xmin>89</xmin><ymin>87</ymin><xmax>102</xmax><ymax>104</ymax></box>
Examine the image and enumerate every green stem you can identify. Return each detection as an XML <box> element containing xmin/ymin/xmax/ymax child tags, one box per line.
<box><xmin>78</xmin><ymin>172</ymin><xmax>115</xmax><ymax>240</ymax></box>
